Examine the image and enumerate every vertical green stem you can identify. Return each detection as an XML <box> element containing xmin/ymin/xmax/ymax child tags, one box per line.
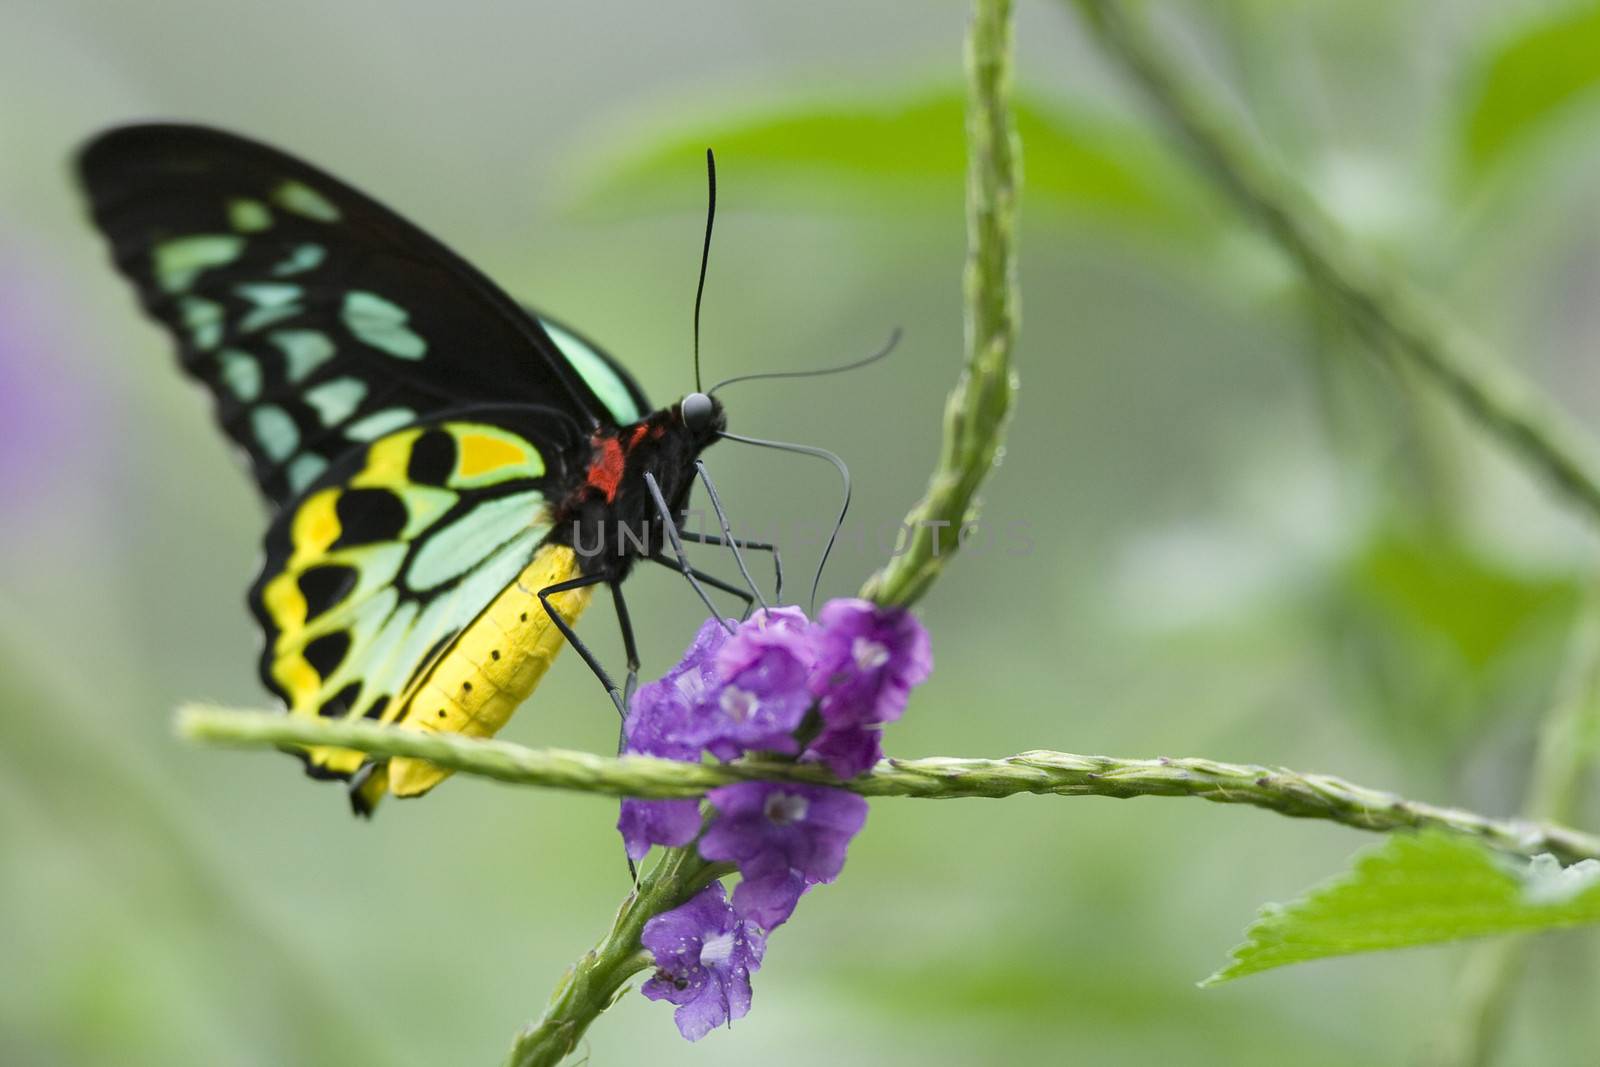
<box><xmin>1068</xmin><ymin>0</ymin><xmax>1600</xmax><ymax>528</ymax></box>
<box><xmin>507</xmin><ymin>3</ymin><xmax>1019</xmax><ymax>1059</ymax></box>
<box><xmin>1441</xmin><ymin>585</ymin><xmax>1600</xmax><ymax>1066</ymax></box>
<box><xmin>859</xmin><ymin>0</ymin><xmax>1020</xmax><ymax>609</ymax></box>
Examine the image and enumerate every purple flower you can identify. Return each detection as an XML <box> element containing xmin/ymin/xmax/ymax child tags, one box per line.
<box><xmin>624</xmin><ymin>617</ymin><xmax>732</xmax><ymax>761</ymax></box>
<box><xmin>620</xmin><ymin>601</ymin><xmax>928</xmax><ymax>861</ymax></box>
<box><xmin>699</xmin><ymin>782</ymin><xmax>869</xmax><ymax>929</ymax></box>
<box><xmin>618</xmin><ymin>618</ymin><xmax>731</xmax><ymax>859</ymax></box>
<box><xmin>811</xmin><ymin>598</ymin><xmax>932</xmax><ymax>727</ymax></box>
<box><xmin>701</xmin><ymin>607</ymin><xmax>817</xmax><ymax>760</ymax></box>
<box><xmin>618</xmin><ymin>797</ymin><xmax>702</xmax><ymax>862</ymax></box>
<box><xmin>641</xmin><ymin>882</ymin><xmax>765</xmax><ymax>1041</ymax></box>
<box><xmin>788</xmin><ymin>599</ymin><xmax>930</xmax><ymax>777</ymax></box>
<box><xmin>804</xmin><ymin>723</ymin><xmax>884</xmax><ymax>779</ymax></box>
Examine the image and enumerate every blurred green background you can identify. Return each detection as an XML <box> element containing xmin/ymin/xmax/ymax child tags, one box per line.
<box><xmin>5</xmin><ymin>1</ymin><xmax>1600</xmax><ymax>1063</ymax></box>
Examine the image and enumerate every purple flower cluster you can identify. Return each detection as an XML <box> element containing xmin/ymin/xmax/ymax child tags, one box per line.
<box><xmin>699</xmin><ymin>781</ymin><xmax>868</xmax><ymax>929</ymax></box>
<box><xmin>624</xmin><ymin>598</ymin><xmax>931</xmax><ymax>1040</ymax></box>
<box><xmin>641</xmin><ymin>883</ymin><xmax>765</xmax><ymax>1041</ymax></box>
<box><xmin>808</xmin><ymin>598</ymin><xmax>932</xmax><ymax>776</ymax></box>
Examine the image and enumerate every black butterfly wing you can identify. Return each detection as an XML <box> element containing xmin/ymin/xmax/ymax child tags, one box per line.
<box><xmin>77</xmin><ymin>123</ymin><xmax>648</xmax><ymax>507</ymax></box>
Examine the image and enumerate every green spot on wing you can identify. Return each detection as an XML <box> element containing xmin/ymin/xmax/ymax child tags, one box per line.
<box><xmin>286</xmin><ymin>454</ymin><xmax>328</xmax><ymax>493</ymax></box>
<box><xmin>395</xmin><ymin>485</ymin><xmax>458</xmax><ymax>539</ymax></box>
<box><xmin>540</xmin><ymin>318</ymin><xmax>641</xmax><ymax>424</ymax></box>
<box><xmin>405</xmin><ymin>491</ymin><xmax>548</xmax><ymax>591</ymax></box>
<box><xmin>178</xmin><ymin>297</ymin><xmax>224</xmax><ymax>350</ymax></box>
<box><xmin>272</xmin><ymin>244</ymin><xmax>326</xmax><ymax>277</ymax></box>
<box><xmin>153</xmin><ymin>235</ymin><xmax>243</xmax><ymax>293</ymax></box>
<box><xmin>345</xmin><ymin>408</ymin><xmax>417</xmax><ymax>441</ymax></box>
<box><xmin>305</xmin><ymin>377</ymin><xmax>367</xmax><ymax>426</ymax></box>
<box><xmin>237</xmin><ymin>283</ymin><xmax>303</xmax><ymax>333</ymax></box>
<box><xmin>251</xmin><ymin>405</ymin><xmax>299</xmax><ymax>463</ymax></box>
<box><xmin>272</xmin><ymin>180</ymin><xmax>341</xmax><ymax>222</ymax></box>
<box><xmin>269</xmin><ymin>330</ymin><xmax>336</xmax><ymax>382</ymax></box>
<box><xmin>228</xmin><ymin>198</ymin><xmax>273</xmax><ymax>232</ymax></box>
<box><xmin>237</xmin><ymin>283</ymin><xmax>301</xmax><ymax>305</ymax></box>
<box><xmin>218</xmin><ymin>348</ymin><xmax>262</xmax><ymax>401</ymax></box>
<box><xmin>342</xmin><ymin>291</ymin><xmax>427</xmax><ymax>360</ymax></box>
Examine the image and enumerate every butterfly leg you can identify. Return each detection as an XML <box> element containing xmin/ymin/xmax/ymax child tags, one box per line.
<box><xmin>540</xmin><ymin>572</ymin><xmax>643</xmax><ymax>880</ymax></box>
<box><xmin>646</xmin><ymin>555</ymin><xmax>756</xmax><ymax>619</ymax></box>
<box><xmin>644</xmin><ymin>472</ymin><xmax>736</xmax><ymax>633</ymax></box>
<box><xmin>690</xmin><ymin>460</ymin><xmax>768</xmax><ymax>612</ymax></box>
<box><xmin>610</xmin><ymin>581</ymin><xmax>642</xmax><ymax>712</ymax></box>
<box><xmin>674</xmin><ymin>529</ymin><xmax>784</xmax><ymax>606</ymax></box>
<box><xmin>605</xmin><ymin>579</ymin><xmax>647</xmax><ymax>885</ymax></box>
<box><xmin>537</xmin><ymin>572</ymin><xmax>627</xmax><ymax>719</ymax></box>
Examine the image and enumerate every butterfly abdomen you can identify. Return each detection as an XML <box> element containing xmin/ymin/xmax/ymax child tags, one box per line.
<box><xmin>373</xmin><ymin>543</ymin><xmax>593</xmax><ymax>802</ymax></box>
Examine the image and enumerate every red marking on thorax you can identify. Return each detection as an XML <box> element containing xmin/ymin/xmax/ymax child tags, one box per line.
<box><xmin>629</xmin><ymin>424</ymin><xmax>650</xmax><ymax>449</ymax></box>
<box><xmin>586</xmin><ymin>435</ymin><xmax>625</xmax><ymax>503</ymax></box>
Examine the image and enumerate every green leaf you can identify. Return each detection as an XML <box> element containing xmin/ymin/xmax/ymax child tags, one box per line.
<box><xmin>1346</xmin><ymin>529</ymin><xmax>1572</xmax><ymax>672</ymax></box>
<box><xmin>1204</xmin><ymin>831</ymin><xmax>1600</xmax><ymax>986</ymax></box>
<box><xmin>1320</xmin><ymin>526</ymin><xmax>1576</xmax><ymax>755</ymax></box>
<box><xmin>568</xmin><ymin>88</ymin><xmax>1208</xmax><ymax>235</ymax></box>
<box><xmin>1459</xmin><ymin>4</ymin><xmax>1600</xmax><ymax>180</ymax></box>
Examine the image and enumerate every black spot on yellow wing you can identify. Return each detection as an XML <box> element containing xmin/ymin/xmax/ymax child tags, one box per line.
<box><xmin>298</xmin><ymin>564</ymin><xmax>357</xmax><ymax>621</ymax></box>
<box><xmin>408</xmin><ymin>428</ymin><xmax>456</xmax><ymax>485</ymax></box>
<box><xmin>302</xmin><ymin>631</ymin><xmax>350</xmax><ymax>678</ymax></box>
<box><xmin>319</xmin><ymin>680</ymin><xmax>362</xmax><ymax>718</ymax></box>
<box><xmin>333</xmin><ymin>488</ymin><xmax>407</xmax><ymax>546</ymax></box>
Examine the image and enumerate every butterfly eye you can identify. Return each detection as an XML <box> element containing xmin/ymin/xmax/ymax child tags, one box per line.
<box><xmin>681</xmin><ymin>392</ymin><xmax>715</xmax><ymax>432</ymax></box>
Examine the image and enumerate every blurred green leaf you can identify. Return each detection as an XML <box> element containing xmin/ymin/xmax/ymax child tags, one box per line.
<box><xmin>1319</xmin><ymin>526</ymin><xmax>1576</xmax><ymax>753</ymax></box>
<box><xmin>1205</xmin><ymin>831</ymin><xmax>1600</xmax><ymax>985</ymax></box>
<box><xmin>569</xmin><ymin>88</ymin><xmax>1210</xmax><ymax>235</ymax></box>
<box><xmin>1348</xmin><ymin>530</ymin><xmax>1570</xmax><ymax>671</ymax></box>
<box><xmin>1458</xmin><ymin>4</ymin><xmax>1600</xmax><ymax>181</ymax></box>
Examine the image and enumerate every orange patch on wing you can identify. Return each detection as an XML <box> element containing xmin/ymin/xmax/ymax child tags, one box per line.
<box><xmin>457</xmin><ymin>433</ymin><xmax>527</xmax><ymax>479</ymax></box>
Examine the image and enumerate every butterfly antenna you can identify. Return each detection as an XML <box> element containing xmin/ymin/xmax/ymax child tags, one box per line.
<box><xmin>716</xmin><ymin>430</ymin><xmax>851</xmax><ymax>615</ymax></box>
<box><xmin>709</xmin><ymin>327</ymin><xmax>902</xmax><ymax>395</ymax></box>
<box><xmin>693</xmin><ymin>148</ymin><xmax>717</xmax><ymax>393</ymax></box>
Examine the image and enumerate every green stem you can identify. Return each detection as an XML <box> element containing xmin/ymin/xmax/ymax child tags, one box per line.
<box><xmin>178</xmin><ymin>705</ymin><xmax>1600</xmax><ymax>864</ymax></box>
<box><xmin>1069</xmin><ymin>0</ymin><xmax>1600</xmax><ymax>525</ymax></box>
<box><xmin>859</xmin><ymin>0</ymin><xmax>1020</xmax><ymax>609</ymax></box>
<box><xmin>1442</xmin><ymin>585</ymin><xmax>1600</xmax><ymax>1066</ymax></box>
<box><xmin>503</xmin><ymin>846</ymin><xmax>730</xmax><ymax>1067</ymax></box>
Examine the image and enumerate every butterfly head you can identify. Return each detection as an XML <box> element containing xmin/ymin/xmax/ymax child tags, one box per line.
<box><xmin>677</xmin><ymin>391</ymin><xmax>725</xmax><ymax>443</ymax></box>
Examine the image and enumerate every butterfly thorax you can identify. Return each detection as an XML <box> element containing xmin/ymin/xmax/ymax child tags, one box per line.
<box><xmin>550</xmin><ymin>397</ymin><xmax>726</xmax><ymax>580</ymax></box>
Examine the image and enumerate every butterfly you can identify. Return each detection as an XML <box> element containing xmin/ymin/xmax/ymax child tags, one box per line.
<box><xmin>77</xmin><ymin>124</ymin><xmax>783</xmax><ymax>814</ymax></box>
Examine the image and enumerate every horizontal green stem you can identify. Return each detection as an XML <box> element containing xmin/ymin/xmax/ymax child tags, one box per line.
<box><xmin>178</xmin><ymin>705</ymin><xmax>1600</xmax><ymax>864</ymax></box>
